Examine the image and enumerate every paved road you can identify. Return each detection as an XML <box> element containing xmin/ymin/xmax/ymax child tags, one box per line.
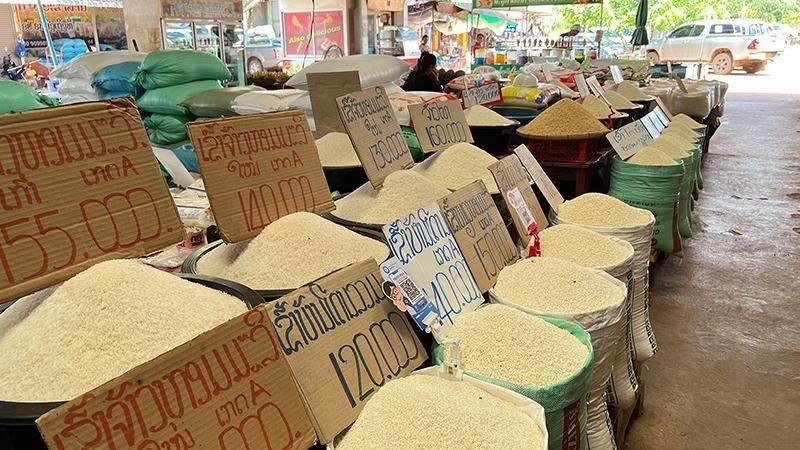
<box><xmin>625</xmin><ymin>46</ymin><xmax>800</xmax><ymax>448</ymax></box>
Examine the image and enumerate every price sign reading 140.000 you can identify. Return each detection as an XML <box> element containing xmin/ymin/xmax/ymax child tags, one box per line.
<box><xmin>336</xmin><ymin>86</ymin><xmax>414</xmax><ymax>188</ymax></box>
<box><xmin>408</xmin><ymin>100</ymin><xmax>473</xmax><ymax>153</ymax></box>
<box><xmin>0</xmin><ymin>98</ymin><xmax>184</xmax><ymax>302</ymax></box>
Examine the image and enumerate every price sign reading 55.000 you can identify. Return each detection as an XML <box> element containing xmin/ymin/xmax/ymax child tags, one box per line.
<box><xmin>336</xmin><ymin>86</ymin><xmax>415</xmax><ymax>188</ymax></box>
<box><xmin>0</xmin><ymin>98</ymin><xmax>184</xmax><ymax>302</ymax></box>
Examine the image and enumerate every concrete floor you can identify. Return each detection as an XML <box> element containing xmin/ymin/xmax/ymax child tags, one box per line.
<box><xmin>625</xmin><ymin>76</ymin><xmax>800</xmax><ymax>446</ymax></box>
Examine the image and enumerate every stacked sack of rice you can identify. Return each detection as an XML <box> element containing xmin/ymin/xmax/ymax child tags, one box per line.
<box><xmin>134</xmin><ymin>50</ymin><xmax>229</xmax><ymax>145</ymax></box>
<box><xmin>52</xmin><ymin>51</ymin><xmax>146</xmax><ymax>104</ymax></box>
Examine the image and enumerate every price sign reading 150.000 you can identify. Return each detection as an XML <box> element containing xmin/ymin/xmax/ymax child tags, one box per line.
<box><xmin>336</xmin><ymin>86</ymin><xmax>414</xmax><ymax>188</ymax></box>
<box><xmin>0</xmin><ymin>98</ymin><xmax>184</xmax><ymax>302</ymax></box>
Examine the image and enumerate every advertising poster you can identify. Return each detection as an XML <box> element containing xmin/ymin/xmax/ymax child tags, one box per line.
<box><xmin>282</xmin><ymin>10</ymin><xmax>345</xmax><ymax>57</ymax></box>
<box><xmin>13</xmin><ymin>5</ymin><xmax>126</xmax><ymax>50</ymax></box>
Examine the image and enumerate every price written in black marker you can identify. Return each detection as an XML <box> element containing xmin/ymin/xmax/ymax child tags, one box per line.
<box><xmin>408</xmin><ymin>100</ymin><xmax>473</xmax><ymax>153</ymax></box>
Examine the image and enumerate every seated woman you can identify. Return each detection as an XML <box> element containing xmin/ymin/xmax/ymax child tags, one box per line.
<box><xmin>402</xmin><ymin>52</ymin><xmax>442</xmax><ymax>93</ymax></box>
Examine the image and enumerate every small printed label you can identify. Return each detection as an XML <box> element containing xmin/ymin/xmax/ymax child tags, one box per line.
<box><xmin>507</xmin><ymin>187</ymin><xmax>536</xmax><ymax>229</ymax></box>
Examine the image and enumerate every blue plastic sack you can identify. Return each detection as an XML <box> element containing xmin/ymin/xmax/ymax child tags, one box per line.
<box><xmin>93</xmin><ymin>61</ymin><xmax>141</xmax><ymax>95</ymax></box>
<box><xmin>171</xmin><ymin>143</ymin><xmax>201</xmax><ymax>173</ymax></box>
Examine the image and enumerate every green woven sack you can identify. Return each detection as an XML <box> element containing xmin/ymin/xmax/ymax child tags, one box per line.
<box><xmin>137</xmin><ymin>80</ymin><xmax>222</xmax><ymax>115</ymax></box>
<box><xmin>400</xmin><ymin>125</ymin><xmax>424</xmax><ymax>161</ymax></box>
<box><xmin>143</xmin><ymin>114</ymin><xmax>194</xmax><ymax>145</ymax></box>
<box><xmin>0</xmin><ymin>79</ymin><xmax>58</xmax><ymax>114</ymax></box>
<box><xmin>432</xmin><ymin>314</ymin><xmax>594</xmax><ymax>450</ymax></box>
<box><xmin>133</xmin><ymin>50</ymin><xmax>231</xmax><ymax>90</ymax></box>
<box><xmin>608</xmin><ymin>156</ymin><xmax>684</xmax><ymax>254</ymax></box>
<box><xmin>674</xmin><ymin>152</ymin><xmax>695</xmax><ymax>238</ymax></box>
<box><xmin>182</xmin><ymin>85</ymin><xmax>264</xmax><ymax>117</ymax></box>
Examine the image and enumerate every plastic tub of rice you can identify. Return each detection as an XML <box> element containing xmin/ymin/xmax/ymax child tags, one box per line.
<box><xmin>489</xmin><ymin>257</ymin><xmax>627</xmax><ymax>450</ymax></box>
<box><xmin>315</xmin><ymin>132</ymin><xmax>368</xmax><ymax>194</ymax></box>
<box><xmin>431</xmin><ymin>304</ymin><xmax>593</xmax><ymax>450</ymax></box>
<box><xmin>183</xmin><ymin>211</ymin><xmax>390</xmax><ymax>300</ymax></box>
<box><xmin>0</xmin><ymin>259</ymin><xmax>258</xmax><ymax>450</ymax></box>
<box><xmin>337</xmin><ymin>367</ymin><xmax>548</xmax><ymax>450</ymax></box>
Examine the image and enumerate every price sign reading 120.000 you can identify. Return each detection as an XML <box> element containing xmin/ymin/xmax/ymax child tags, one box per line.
<box><xmin>336</xmin><ymin>86</ymin><xmax>414</xmax><ymax>188</ymax></box>
<box><xmin>0</xmin><ymin>98</ymin><xmax>184</xmax><ymax>302</ymax></box>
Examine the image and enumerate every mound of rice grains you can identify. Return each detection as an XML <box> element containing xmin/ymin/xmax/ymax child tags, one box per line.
<box><xmin>517</xmin><ymin>99</ymin><xmax>608</xmax><ymax>138</ymax></box>
<box><xmin>672</xmin><ymin>113</ymin><xmax>704</xmax><ymax>129</ymax></box>
<box><xmin>493</xmin><ymin>257</ymin><xmax>625</xmax><ymax>314</ymax></box>
<box><xmin>465</xmin><ymin>104</ymin><xmax>515</xmax><ymax>126</ymax></box>
<box><xmin>338</xmin><ymin>373</ymin><xmax>545</xmax><ymax>450</ymax></box>
<box><xmin>651</xmin><ymin>138</ymin><xmax>691</xmax><ymax>160</ymax></box>
<box><xmin>539</xmin><ymin>224</ymin><xmax>632</xmax><ymax>269</ymax></box>
<box><xmin>615</xmin><ymin>80</ymin><xmax>652</xmax><ymax>102</ymax></box>
<box><xmin>557</xmin><ymin>192</ymin><xmax>652</xmax><ymax>228</ymax></box>
<box><xmin>602</xmin><ymin>90</ymin><xmax>640</xmax><ymax>110</ymax></box>
<box><xmin>196</xmin><ymin>212</ymin><xmax>389</xmax><ymax>290</ymax></box>
<box><xmin>332</xmin><ymin>169</ymin><xmax>451</xmax><ymax>225</ymax></box>
<box><xmin>579</xmin><ymin>95</ymin><xmax>619</xmax><ymax>120</ymax></box>
<box><xmin>627</xmin><ymin>146</ymin><xmax>680</xmax><ymax>166</ymax></box>
<box><xmin>446</xmin><ymin>305</ymin><xmax>588</xmax><ymax>387</ymax></box>
<box><xmin>315</xmin><ymin>132</ymin><xmax>361</xmax><ymax>167</ymax></box>
<box><xmin>415</xmin><ymin>142</ymin><xmax>499</xmax><ymax>193</ymax></box>
<box><xmin>0</xmin><ymin>260</ymin><xmax>247</xmax><ymax>402</ymax></box>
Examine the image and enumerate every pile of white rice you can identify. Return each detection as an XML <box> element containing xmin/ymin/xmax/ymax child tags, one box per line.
<box><xmin>415</xmin><ymin>142</ymin><xmax>499</xmax><ymax>193</ymax></box>
<box><xmin>315</xmin><ymin>132</ymin><xmax>361</xmax><ymax>167</ymax></box>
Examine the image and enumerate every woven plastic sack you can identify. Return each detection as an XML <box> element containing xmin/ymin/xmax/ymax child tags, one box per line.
<box><xmin>143</xmin><ymin>114</ymin><xmax>194</xmax><ymax>145</ymax></box>
<box><xmin>137</xmin><ymin>80</ymin><xmax>222</xmax><ymax>115</ymax></box>
<box><xmin>549</xmin><ymin>205</ymin><xmax>657</xmax><ymax>363</ymax></box>
<box><xmin>489</xmin><ymin>271</ymin><xmax>627</xmax><ymax>450</ymax></box>
<box><xmin>92</xmin><ymin>61</ymin><xmax>141</xmax><ymax>96</ymax></box>
<box><xmin>389</xmin><ymin>91</ymin><xmax>455</xmax><ymax>126</ymax></box>
<box><xmin>287</xmin><ymin>55</ymin><xmax>409</xmax><ymax>90</ymax></box>
<box><xmin>0</xmin><ymin>80</ymin><xmax>57</xmax><ymax>114</ymax></box>
<box><xmin>674</xmin><ymin>152</ymin><xmax>696</xmax><ymax>238</ymax></box>
<box><xmin>609</xmin><ymin>156</ymin><xmax>684</xmax><ymax>255</ymax></box>
<box><xmin>101</xmin><ymin>91</ymin><xmax>132</xmax><ymax>100</ymax></box>
<box><xmin>432</xmin><ymin>314</ymin><xmax>594</xmax><ymax>450</ymax></box>
<box><xmin>172</xmin><ymin>143</ymin><xmax>201</xmax><ymax>173</ymax></box>
<box><xmin>182</xmin><ymin>85</ymin><xmax>264</xmax><ymax>117</ymax></box>
<box><xmin>231</xmin><ymin>89</ymin><xmax>301</xmax><ymax>115</ymax></box>
<box><xmin>133</xmin><ymin>50</ymin><xmax>231</xmax><ymax>90</ymax></box>
<box><xmin>52</xmin><ymin>51</ymin><xmax>147</xmax><ymax>80</ymax></box>
<box><xmin>57</xmin><ymin>77</ymin><xmax>95</xmax><ymax>95</ymax></box>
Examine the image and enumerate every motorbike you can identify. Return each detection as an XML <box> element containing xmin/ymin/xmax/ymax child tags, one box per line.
<box><xmin>2</xmin><ymin>54</ymin><xmax>41</xmax><ymax>87</ymax></box>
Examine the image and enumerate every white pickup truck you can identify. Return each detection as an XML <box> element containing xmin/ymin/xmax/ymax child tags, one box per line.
<box><xmin>646</xmin><ymin>20</ymin><xmax>780</xmax><ymax>75</ymax></box>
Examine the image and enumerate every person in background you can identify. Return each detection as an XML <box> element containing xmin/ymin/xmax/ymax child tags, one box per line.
<box><xmin>560</xmin><ymin>24</ymin><xmax>582</xmax><ymax>38</ymax></box>
<box><xmin>402</xmin><ymin>52</ymin><xmax>442</xmax><ymax>92</ymax></box>
<box><xmin>419</xmin><ymin>34</ymin><xmax>431</xmax><ymax>53</ymax></box>
<box><xmin>15</xmin><ymin>34</ymin><xmax>26</xmax><ymax>63</ymax></box>
<box><xmin>472</xmin><ymin>32</ymin><xmax>485</xmax><ymax>58</ymax></box>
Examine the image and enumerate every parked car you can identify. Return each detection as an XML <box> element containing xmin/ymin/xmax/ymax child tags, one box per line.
<box><xmin>241</xmin><ymin>25</ymin><xmax>283</xmax><ymax>72</ymax></box>
<box><xmin>645</xmin><ymin>20</ymin><xmax>779</xmax><ymax>74</ymax></box>
<box><xmin>764</xmin><ymin>23</ymin><xmax>787</xmax><ymax>54</ymax></box>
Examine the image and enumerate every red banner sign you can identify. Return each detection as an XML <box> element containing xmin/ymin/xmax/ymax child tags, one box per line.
<box><xmin>282</xmin><ymin>10</ymin><xmax>345</xmax><ymax>57</ymax></box>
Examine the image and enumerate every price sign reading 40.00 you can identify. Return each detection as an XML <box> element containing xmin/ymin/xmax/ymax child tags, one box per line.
<box><xmin>408</xmin><ymin>100</ymin><xmax>473</xmax><ymax>153</ymax></box>
<box><xmin>336</xmin><ymin>86</ymin><xmax>414</xmax><ymax>188</ymax></box>
<box><xmin>0</xmin><ymin>98</ymin><xmax>184</xmax><ymax>302</ymax></box>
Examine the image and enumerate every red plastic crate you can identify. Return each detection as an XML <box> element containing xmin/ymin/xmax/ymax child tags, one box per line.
<box><xmin>524</xmin><ymin>137</ymin><xmax>599</xmax><ymax>163</ymax></box>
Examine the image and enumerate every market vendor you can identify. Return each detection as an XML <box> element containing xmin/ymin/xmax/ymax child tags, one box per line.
<box><xmin>420</xmin><ymin>34</ymin><xmax>431</xmax><ymax>53</ymax></box>
<box><xmin>402</xmin><ymin>52</ymin><xmax>442</xmax><ymax>92</ymax></box>
<box><xmin>560</xmin><ymin>24</ymin><xmax>582</xmax><ymax>38</ymax></box>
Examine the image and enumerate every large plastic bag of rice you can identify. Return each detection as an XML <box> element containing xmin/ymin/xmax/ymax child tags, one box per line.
<box><xmin>432</xmin><ymin>304</ymin><xmax>593</xmax><ymax>450</ymax></box>
<box><xmin>489</xmin><ymin>258</ymin><xmax>627</xmax><ymax>450</ymax></box>
<box><xmin>338</xmin><ymin>367</ymin><xmax>548</xmax><ymax>450</ymax></box>
<box><xmin>388</xmin><ymin>91</ymin><xmax>455</xmax><ymax>126</ymax></box>
<box><xmin>143</xmin><ymin>113</ymin><xmax>194</xmax><ymax>145</ymax></box>
<box><xmin>287</xmin><ymin>55</ymin><xmax>410</xmax><ymax>90</ymax></box>
<box><xmin>137</xmin><ymin>80</ymin><xmax>223</xmax><ymax>115</ymax></box>
<box><xmin>610</xmin><ymin>154</ymin><xmax>684</xmax><ymax>254</ymax></box>
<box><xmin>133</xmin><ymin>50</ymin><xmax>231</xmax><ymax>90</ymax></box>
<box><xmin>91</xmin><ymin>61</ymin><xmax>142</xmax><ymax>96</ymax></box>
<box><xmin>0</xmin><ymin>259</ymin><xmax>247</xmax><ymax>402</ymax></box>
<box><xmin>550</xmin><ymin>193</ymin><xmax>657</xmax><ymax>363</ymax></box>
<box><xmin>0</xmin><ymin>80</ymin><xmax>57</xmax><ymax>114</ymax></box>
<box><xmin>537</xmin><ymin>224</ymin><xmax>638</xmax><ymax>409</ymax></box>
<box><xmin>51</xmin><ymin>51</ymin><xmax>147</xmax><ymax>80</ymax></box>
<box><xmin>230</xmin><ymin>89</ymin><xmax>302</xmax><ymax>115</ymax></box>
<box><xmin>182</xmin><ymin>85</ymin><xmax>264</xmax><ymax>117</ymax></box>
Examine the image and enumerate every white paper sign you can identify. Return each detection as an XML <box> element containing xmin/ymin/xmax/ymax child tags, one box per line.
<box><xmin>512</xmin><ymin>145</ymin><xmax>565</xmax><ymax>211</ymax></box>
<box><xmin>653</xmin><ymin>105</ymin><xmax>671</xmax><ymax>127</ymax></box>
<box><xmin>574</xmin><ymin>74</ymin><xmax>590</xmax><ymax>97</ymax></box>
<box><xmin>610</xmin><ymin>65</ymin><xmax>624</xmax><ymax>83</ymax></box>
<box><xmin>606</xmin><ymin>120</ymin><xmax>654</xmax><ymax>159</ymax></box>
<box><xmin>645</xmin><ymin>110</ymin><xmax>666</xmax><ymax>133</ymax></box>
<box><xmin>542</xmin><ymin>66</ymin><xmax>554</xmax><ymax>82</ymax></box>
<box><xmin>640</xmin><ymin>114</ymin><xmax>661</xmax><ymax>138</ymax></box>
<box><xmin>461</xmin><ymin>82</ymin><xmax>503</xmax><ymax>108</ymax></box>
<box><xmin>381</xmin><ymin>203</ymin><xmax>483</xmax><ymax>342</ymax></box>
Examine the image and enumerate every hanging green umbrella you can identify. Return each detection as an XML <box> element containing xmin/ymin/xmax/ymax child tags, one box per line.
<box><xmin>631</xmin><ymin>0</ymin><xmax>649</xmax><ymax>46</ymax></box>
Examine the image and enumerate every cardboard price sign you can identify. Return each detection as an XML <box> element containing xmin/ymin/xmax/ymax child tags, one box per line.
<box><xmin>408</xmin><ymin>100</ymin><xmax>473</xmax><ymax>153</ymax></box>
<box><xmin>37</xmin><ymin>304</ymin><xmax>318</xmax><ymax>450</ymax></box>
<box><xmin>0</xmin><ymin>98</ymin><xmax>183</xmax><ymax>303</ymax></box>
<box><xmin>267</xmin><ymin>259</ymin><xmax>424</xmax><ymax>443</ymax></box>
<box><xmin>606</xmin><ymin>120</ymin><xmax>654</xmax><ymax>159</ymax></box>
<box><xmin>307</xmin><ymin>71</ymin><xmax>361</xmax><ymax>136</ymax></box>
<box><xmin>461</xmin><ymin>82</ymin><xmax>503</xmax><ymax>108</ymax></box>
<box><xmin>187</xmin><ymin>110</ymin><xmax>333</xmax><ymax>243</ymax></box>
<box><xmin>512</xmin><ymin>145</ymin><xmax>565</xmax><ymax>212</ymax></box>
<box><xmin>437</xmin><ymin>181</ymin><xmax>517</xmax><ymax>293</ymax></box>
<box><xmin>381</xmin><ymin>202</ymin><xmax>482</xmax><ymax>341</ymax></box>
<box><xmin>336</xmin><ymin>86</ymin><xmax>414</xmax><ymax>188</ymax></box>
<box><xmin>488</xmin><ymin>155</ymin><xmax>548</xmax><ymax>247</ymax></box>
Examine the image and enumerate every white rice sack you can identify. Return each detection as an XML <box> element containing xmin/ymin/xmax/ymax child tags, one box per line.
<box><xmin>287</xmin><ymin>55</ymin><xmax>411</xmax><ymax>90</ymax></box>
<box><xmin>57</xmin><ymin>77</ymin><xmax>96</xmax><ymax>95</ymax></box>
<box><xmin>230</xmin><ymin>90</ymin><xmax>301</xmax><ymax>115</ymax></box>
<box><xmin>52</xmin><ymin>51</ymin><xmax>147</xmax><ymax>80</ymax></box>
